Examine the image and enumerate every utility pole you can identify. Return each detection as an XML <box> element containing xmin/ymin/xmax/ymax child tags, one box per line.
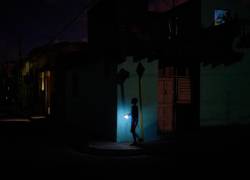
<box><xmin>136</xmin><ymin>62</ymin><xmax>145</xmax><ymax>141</ymax></box>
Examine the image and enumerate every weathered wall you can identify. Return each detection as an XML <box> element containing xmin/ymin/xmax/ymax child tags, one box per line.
<box><xmin>200</xmin><ymin>0</ymin><xmax>250</xmax><ymax>126</ymax></box>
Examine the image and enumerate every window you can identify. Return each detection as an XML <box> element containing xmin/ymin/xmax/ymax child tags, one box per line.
<box><xmin>214</xmin><ymin>9</ymin><xmax>231</xmax><ymax>26</ymax></box>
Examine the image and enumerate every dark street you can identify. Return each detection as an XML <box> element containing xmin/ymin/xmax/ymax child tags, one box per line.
<box><xmin>0</xmin><ymin>118</ymin><xmax>250</xmax><ymax>177</ymax></box>
<box><xmin>0</xmin><ymin>118</ymin><xmax>176</xmax><ymax>177</ymax></box>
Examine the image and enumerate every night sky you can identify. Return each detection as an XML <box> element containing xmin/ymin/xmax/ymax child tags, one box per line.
<box><xmin>0</xmin><ymin>0</ymin><xmax>88</xmax><ymax>62</ymax></box>
<box><xmin>1</xmin><ymin>0</ymin><xmax>250</xmax><ymax>62</ymax></box>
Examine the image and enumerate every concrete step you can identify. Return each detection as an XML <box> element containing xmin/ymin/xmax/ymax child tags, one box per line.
<box><xmin>87</xmin><ymin>142</ymin><xmax>145</xmax><ymax>157</ymax></box>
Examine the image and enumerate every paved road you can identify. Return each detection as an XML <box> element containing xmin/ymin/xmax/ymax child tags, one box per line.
<box><xmin>0</xmin><ymin>120</ymin><xmax>249</xmax><ymax>177</ymax></box>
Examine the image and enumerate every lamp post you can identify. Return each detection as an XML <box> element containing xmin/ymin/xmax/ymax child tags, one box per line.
<box><xmin>136</xmin><ymin>62</ymin><xmax>145</xmax><ymax>141</ymax></box>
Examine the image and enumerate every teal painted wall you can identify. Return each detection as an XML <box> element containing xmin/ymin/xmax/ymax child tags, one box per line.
<box><xmin>201</xmin><ymin>0</ymin><xmax>250</xmax><ymax>126</ymax></box>
<box><xmin>117</xmin><ymin>57</ymin><xmax>158</xmax><ymax>142</ymax></box>
<box><xmin>200</xmin><ymin>51</ymin><xmax>250</xmax><ymax>126</ymax></box>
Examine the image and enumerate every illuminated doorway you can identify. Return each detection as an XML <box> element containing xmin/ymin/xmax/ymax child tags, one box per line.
<box><xmin>39</xmin><ymin>70</ymin><xmax>52</xmax><ymax>116</ymax></box>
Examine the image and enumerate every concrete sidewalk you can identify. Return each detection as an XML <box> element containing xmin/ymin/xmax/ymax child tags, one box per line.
<box><xmin>87</xmin><ymin>142</ymin><xmax>145</xmax><ymax>156</ymax></box>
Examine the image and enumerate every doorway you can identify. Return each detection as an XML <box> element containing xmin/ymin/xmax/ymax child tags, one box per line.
<box><xmin>157</xmin><ymin>66</ymin><xmax>192</xmax><ymax>134</ymax></box>
<box><xmin>39</xmin><ymin>70</ymin><xmax>52</xmax><ymax>116</ymax></box>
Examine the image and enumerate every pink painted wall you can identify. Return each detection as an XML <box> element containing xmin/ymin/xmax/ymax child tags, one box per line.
<box><xmin>148</xmin><ymin>0</ymin><xmax>189</xmax><ymax>12</ymax></box>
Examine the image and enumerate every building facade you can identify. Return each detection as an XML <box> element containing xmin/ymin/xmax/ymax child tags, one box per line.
<box><xmin>200</xmin><ymin>0</ymin><xmax>250</xmax><ymax>127</ymax></box>
<box><xmin>89</xmin><ymin>0</ymin><xmax>200</xmax><ymax>142</ymax></box>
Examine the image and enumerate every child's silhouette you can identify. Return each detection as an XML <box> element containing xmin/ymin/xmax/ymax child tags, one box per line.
<box><xmin>130</xmin><ymin>98</ymin><xmax>140</xmax><ymax>145</ymax></box>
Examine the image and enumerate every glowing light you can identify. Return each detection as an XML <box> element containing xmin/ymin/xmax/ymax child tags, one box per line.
<box><xmin>48</xmin><ymin>107</ymin><xmax>51</xmax><ymax>115</ymax></box>
<box><xmin>41</xmin><ymin>72</ymin><xmax>45</xmax><ymax>91</ymax></box>
<box><xmin>214</xmin><ymin>9</ymin><xmax>230</xmax><ymax>26</ymax></box>
<box><xmin>124</xmin><ymin>113</ymin><xmax>130</xmax><ymax>120</ymax></box>
<box><xmin>117</xmin><ymin>104</ymin><xmax>132</xmax><ymax>142</ymax></box>
<box><xmin>25</xmin><ymin>62</ymin><xmax>30</xmax><ymax>74</ymax></box>
<box><xmin>30</xmin><ymin>116</ymin><xmax>46</xmax><ymax>120</ymax></box>
<box><xmin>22</xmin><ymin>62</ymin><xmax>30</xmax><ymax>76</ymax></box>
<box><xmin>46</xmin><ymin>71</ymin><xmax>51</xmax><ymax>77</ymax></box>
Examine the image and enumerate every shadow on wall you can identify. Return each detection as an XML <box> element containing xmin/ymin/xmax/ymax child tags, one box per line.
<box><xmin>117</xmin><ymin>57</ymin><xmax>158</xmax><ymax>142</ymax></box>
